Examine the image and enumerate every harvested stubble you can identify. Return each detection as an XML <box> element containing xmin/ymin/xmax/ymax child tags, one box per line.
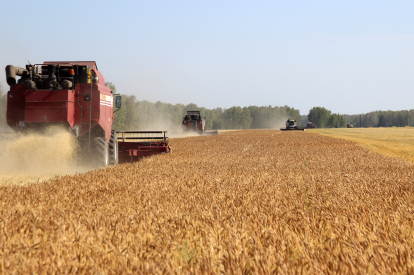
<box><xmin>314</xmin><ymin>127</ymin><xmax>414</xmax><ymax>164</ymax></box>
<box><xmin>1</xmin><ymin>130</ymin><xmax>414</xmax><ymax>274</ymax></box>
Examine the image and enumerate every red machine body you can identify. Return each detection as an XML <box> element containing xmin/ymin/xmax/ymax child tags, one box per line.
<box><xmin>5</xmin><ymin>61</ymin><xmax>170</xmax><ymax>166</ymax></box>
<box><xmin>6</xmin><ymin>61</ymin><xmax>113</xmax><ymax>141</ymax></box>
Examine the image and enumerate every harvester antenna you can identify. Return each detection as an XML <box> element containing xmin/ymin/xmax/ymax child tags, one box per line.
<box><xmin>28</xmin><ymin>61</ymin><xmax>31</xmax><ymax>65</ymax></box>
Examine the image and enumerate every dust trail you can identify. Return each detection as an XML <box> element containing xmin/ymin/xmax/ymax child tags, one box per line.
<box><xmin>0</xmin><ymin>126</ymin><xmax>93</xmax><ymax>185</ymax></box>
<box><xmin>133</xmin><ymin>115</ymin><xmax>201</xmax><ymax>138</ymax></box>
<box><xmin>253</xmin><ymin>116</ymin><xmax>289</xmax><ymax>130</ymax></box>
<box><xmin>274</xmin><ymin>117</ymin><xmax>289</xmax><ymax>130</ymax></box>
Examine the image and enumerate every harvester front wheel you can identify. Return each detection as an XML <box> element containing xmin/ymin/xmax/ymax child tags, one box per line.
<box><xmin>94</xmin><ymin>137</ymin><xmax>109</xmax><ymax>167</ymax></box>
<box><xmin>109</xmin><ymin>130</ymin><xmax>118</xmax><ymax>165</ymax></box>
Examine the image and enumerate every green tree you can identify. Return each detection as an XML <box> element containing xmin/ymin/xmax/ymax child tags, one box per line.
<box><xmin>0</xmin><ymin>82</ymin><xmax>8</xmax><ymax>129</ymax></box>
<box><xmin>105</xmin><ymin>82</ymin><xmax>139</xmax><ymax>131</ymax></box>
<box><xmin>222</xmin><ymin>106</ymin><xmax>252</xmax><ymax>129</ymax></box>
<box><xmin>308</xmin><ymin>107</ymin><xmax>331</xmax><ymax>128</ymax></box>
<box><xmin>328</xmin><ymin>113</ymin><xmax>347</xmax><ymax>128</ymax></box>
<box><xmin>111</xmin><ymin>94</ymin><xmax>138</xmax><ymax>131</ymax></box>
<box><xmin>105</xmin><ymin>82</ymin><xmax>116</xmax><ymax>94</ymax></box>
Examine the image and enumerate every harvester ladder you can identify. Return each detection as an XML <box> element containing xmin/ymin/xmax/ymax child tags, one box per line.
<box><xmin>78</xmin><ymin>78</ymin><xmax>93</xmax><ymax>151</ymax></box>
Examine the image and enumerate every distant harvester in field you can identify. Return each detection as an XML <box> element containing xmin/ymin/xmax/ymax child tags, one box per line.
<box><xmin>306</xmin><ymin>122</ymin><xmax>316</xmax><ymax>129</ymax></box>
<box><xmin>280</xmin><ymin>118</ymin><xmax>305</xmax><ymax>131</ymax></box>
<box><xmin>182</xmin><ymin>111</ymin><xmax>205</xmax><ymax>134</ymax></box>
<box><xmin>181</xmin><ymin>111</ymin><xmax>219</xmax><ymax>135</ymax></box>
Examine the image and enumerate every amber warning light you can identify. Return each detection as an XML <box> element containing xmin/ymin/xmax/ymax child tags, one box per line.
<box><xmin>70</xmin><ymin>69</ymin><xmax>75</xmax><ymax>75</ymax></box>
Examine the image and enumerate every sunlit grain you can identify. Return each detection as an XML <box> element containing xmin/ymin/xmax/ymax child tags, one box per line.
<box><xmin>0</xmin><ymin>130</ymin><xmax>413</xmax><ymax>274</ymax></box>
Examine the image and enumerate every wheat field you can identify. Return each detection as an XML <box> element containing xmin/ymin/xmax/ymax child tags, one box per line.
<box><xmin>314</xmin><ymin>127</ymin><xmax>414</xmax><ymax>164</ymax></box>
<box><xmin>1</xmin><ymin>130</ymin><xmax>413</xmax><ymax>274</ymax></box>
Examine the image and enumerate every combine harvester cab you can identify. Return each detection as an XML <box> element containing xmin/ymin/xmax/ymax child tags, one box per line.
<box><xmin>5</xmin><ymin>61</ymin><xmax>169</xmax><ymax>167</ymax></box>
<box><xmin>280</xmin><ymin>118</ymin><xmax>305</xmax><ymax>131</ymax></box>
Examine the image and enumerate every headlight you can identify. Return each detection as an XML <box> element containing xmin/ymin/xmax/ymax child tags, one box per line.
<box><xmin>92</xmin><ymin>75</ymin><xmax>99</xmax><ymax>84</ymax></box>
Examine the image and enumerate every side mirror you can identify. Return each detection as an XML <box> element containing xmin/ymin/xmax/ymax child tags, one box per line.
<box><xmin>115</xmin><ymin>95</ymin><xmax>122</xmax><ymax>108</ymax></box>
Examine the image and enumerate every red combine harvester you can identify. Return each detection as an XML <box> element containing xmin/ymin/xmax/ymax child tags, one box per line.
<box><xmin>181</xmin><ymin>111</ymin><xmax>219</xmax><ymax>135</ymax></box>
<box><xmin>5</xmin><ymin>61</ymin><xmax>169</xmax><ymax>166</ymax></box>
<box><xmin>280</xmin><ymin>118</ymin><xmax>305</xmax><ymax>131</ymax></box>
<box><xmin>182</xmin><ymin>111</ymin><xmax>205</xmax><ymax>134</ymax></box>
<box><xmin>306</xmin><ymin>122</ymin><xmax>316</xmax><ymax>129</ymax></box>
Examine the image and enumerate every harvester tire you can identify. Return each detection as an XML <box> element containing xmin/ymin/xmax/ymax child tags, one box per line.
<box><xmin>109</xmin><ymin>130</ymin><xmax>118</xmax><ymax>165</ymax></box>
<box><xmin>94</xmin><ymin>137</ymin><xmax>109</xmax><ymax>167</ymax></box>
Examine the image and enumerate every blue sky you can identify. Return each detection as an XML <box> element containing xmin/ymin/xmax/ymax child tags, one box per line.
<box><xmin>1</xmin><ymin>0</ymin><xmax>413</xmax><ymax>115</ymax></box>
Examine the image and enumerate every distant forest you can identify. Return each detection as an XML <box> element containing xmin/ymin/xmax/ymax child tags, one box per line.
<box><xmin>0</xmin><ymin>81</ymin><xmax>413</xmax><ymax>131</ymax></box>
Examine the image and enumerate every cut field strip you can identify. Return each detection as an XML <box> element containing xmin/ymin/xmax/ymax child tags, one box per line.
<box><xmin>313</xmin><ymin>127</ymin><xmax>414</xmax><ymax>163</ymax></box>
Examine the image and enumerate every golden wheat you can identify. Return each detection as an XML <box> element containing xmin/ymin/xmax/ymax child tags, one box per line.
<box><xmin>314</xmin><ymin>127</ymin><xmax>414</xmax><ymax>163</ymax></box>
<box><xmin>0</xmin><ymin>130</ymin><xmax>413</xmax><ymax>274</ymax></box>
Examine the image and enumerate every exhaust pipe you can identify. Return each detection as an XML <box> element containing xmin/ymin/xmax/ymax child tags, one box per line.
<box><xmin>5</xmin><ymin>65</ymin><xmax>27</xmax><ymax>86</ymax></box>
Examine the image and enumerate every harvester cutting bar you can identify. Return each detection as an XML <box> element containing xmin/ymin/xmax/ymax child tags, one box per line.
<box><xmin>117</xmin><ymin>131</ymin><xmax>167</xmax><ymax>142</ymax></box>
<box><xmin>280</xmin><ymin>128</ymin><xmax>305</xmax><ymax>131</ymax></box>
<box><xmin>120</xmin><ymin>137</ymin><xmax>167</xmax><ymax>140</ymax></box>
<box><xmin>205</xmin><ymin>130</ymin><xmax>220</xmax><ymax>135</ymax></box>
<box><xmin>116</xmin><ymin>131</ymin><xmax>170</xmax><ymax>163</ymax></box>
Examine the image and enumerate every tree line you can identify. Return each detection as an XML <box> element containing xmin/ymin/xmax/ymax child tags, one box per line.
<box><xmin>105</xmin><ymin>80</ymin><xmax>301</xmax><ymax>131</ymax></box>
<box><xmin>307</xmin><ymin>107</ymin><xmax>348</xmax><ymax>128</ymax></box>
<box><xmin>110</xmin><ymin>95</ymin><xmax>302</xmax><ymax>131</ymax></box>
<box><xmin>0</xmin><ymin>81</ymin><xmax>412</xmax><ymax>131</ymax></box>
<box><xmin>344</xmin><ymin>110</ymin><xmax>414</xmax><ymax>128</ymax></box>
<box><xmin>0</xmin><ymin>83</ymin><xmax>7</xmax><ymax>130</ymax></box>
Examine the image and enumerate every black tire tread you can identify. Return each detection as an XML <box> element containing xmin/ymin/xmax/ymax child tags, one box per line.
<box><xmin>108</xmin><ymin>130</ymin><xmax>118</xmax><ymax>165</ymax></box>
<box><xmin>94</xmin><ymin>137</ymin><xmax>108</xmax><ymax>166</ymax></box>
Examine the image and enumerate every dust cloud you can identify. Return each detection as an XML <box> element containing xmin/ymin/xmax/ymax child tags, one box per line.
<box><xmin>0</xmin><ymin>126</ymin><xmax>92</xmax><ymax>185</ymax></box>
<box><xmin>256</xmin><ymin>116</ymin><xmax>288</xmax><ymax>130</ymax></box>
<box><xmin>134</xmin><ymin>115</ymin><xmax>201</xmax><ymax>139</ymax></box>
<box><xmin>273</xmin><ymin>117</ymin><xmax>289</xmax><ymax>130</ymax></box>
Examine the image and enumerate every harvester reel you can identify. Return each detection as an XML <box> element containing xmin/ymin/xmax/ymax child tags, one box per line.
<box><xmin>109</xmin><ymin>130</ymin><xmax>118</xmax><ymax>165</ymax></box>
<box><xmin>94</xmin><ymin>137</ymin><xmax>109</xmax><ymax>167</ymax></box>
